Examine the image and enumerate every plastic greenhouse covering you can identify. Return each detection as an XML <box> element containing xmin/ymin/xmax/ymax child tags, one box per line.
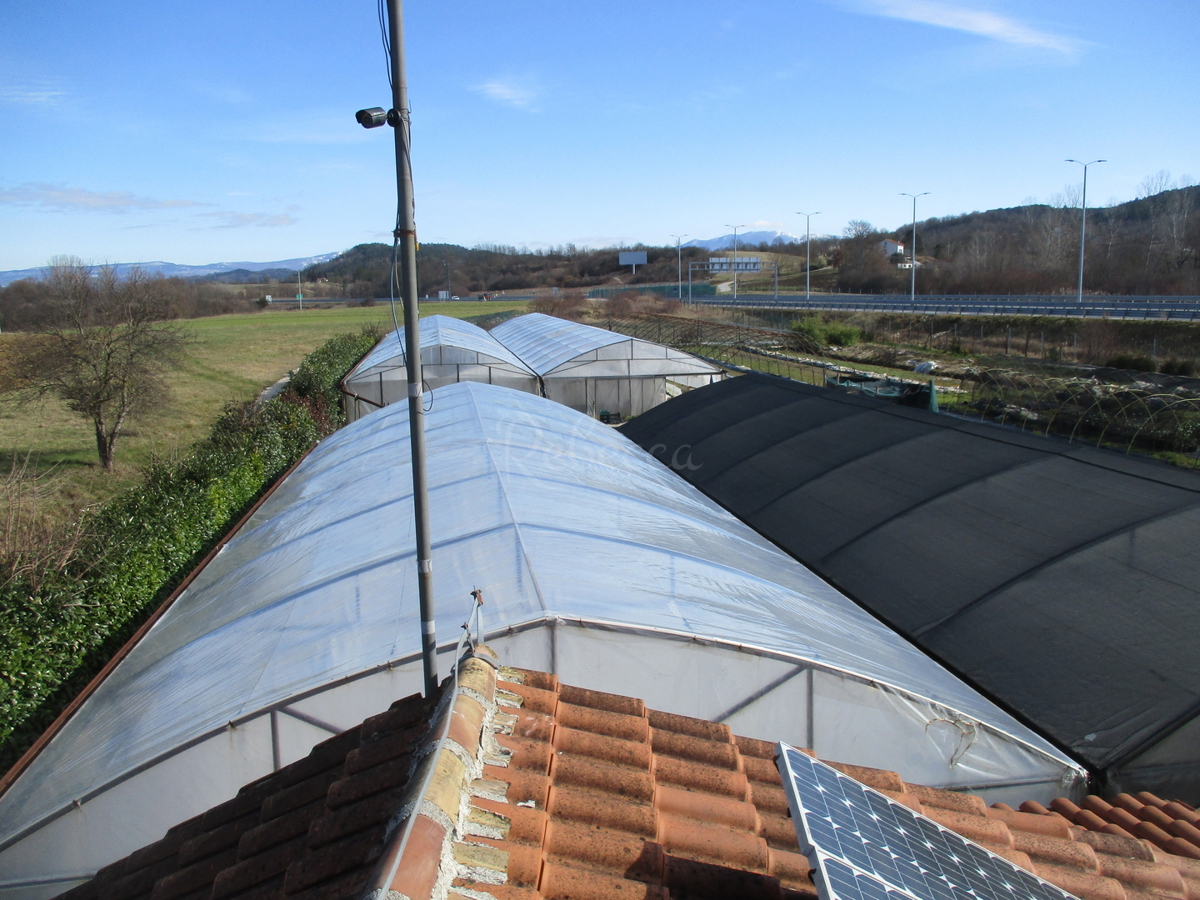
<box><xmin>340</xmin><ymin>315</ymin><xmax>538</xmax><ymax>422</ymax></box>
<box><xmin>621</xmin><ymin>372</ymin><xmax>1200</xmax><ymax>802</ymax></box>
<box><xmin>490</xmin><ymin>313</ymin><xmax>724</xmax><ymax>418</ymax></box>
<box><xmin>0</xmin><ymin>383</ymin><xmax>1084</xmax><ymax>899</ymax></box>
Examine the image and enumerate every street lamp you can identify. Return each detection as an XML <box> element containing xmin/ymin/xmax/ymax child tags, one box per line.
<box><xmin>1066</xmin><ymin>159</ymin><xmax>1105</xmax><ymax>304</ymax></box>
<box><xmin>724</xmin><ymin>224</ymin><xmax>745</xmax><ymax>300</ymax></box>
<box><xmin>670</xmin><ymin>234</ymin><xmax>688</xmax><ymax>299</ymax></box>
<box><xmin>796</xmin><ymin>212</ymin><xmax>820</xmax><ymax>300</ymax></box>
<box><xmin>900</xmin><ymin>192</ymin><xmax>930</xmax><ymax>305</ymax></box>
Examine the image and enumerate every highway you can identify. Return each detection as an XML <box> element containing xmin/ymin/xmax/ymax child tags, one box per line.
<box><xmin>694</xmin><ymin>294</ymin><xmax>1200</xmax><ymax>320</ymax></box>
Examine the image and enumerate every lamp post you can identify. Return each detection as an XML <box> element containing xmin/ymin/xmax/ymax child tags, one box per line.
<box><xmin>724</xmin><ymin>224</ymin><xmax>745</xmax><ymax>300</ymax></box>
<box><xmin>900</xmin><ymin>192</ymin><xmax>929</xmax><ymax>306</ymax></box>
<box><xmin>1066</xmin><ymin>159</ymin><xmax>1105</xmax><ymax>304</ymax></box>
<box><xmin>796</xmin><ymin>211</ymin><xmax>820</xmax><ymax>300</ymax></box>
<box><xmin>670</xmin><ymin>234</ymin><xmax>688</xmax><ymax>299</ymax></box>
<box><xmin>354</xmin><ymin>0</ymin><xmax>438</xmax><ymax>695</ymax></box>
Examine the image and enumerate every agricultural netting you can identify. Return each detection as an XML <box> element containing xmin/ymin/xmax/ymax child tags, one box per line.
<box><xmin>622</xmin><ymin>372</ymin><xmax>1200</xmax><ymax>801</ymax></box>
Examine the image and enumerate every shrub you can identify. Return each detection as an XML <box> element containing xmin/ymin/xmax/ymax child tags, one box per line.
<box><xmin>1106</xmin><ymin>354</ymin><xmax>1157</xmax><ymax>373</ymax></box>
<box><xmin>790</xmin><ymin>316</ymin><xmax>861</xmax><ymax>347</ymax></box>
<box><xmin>824</xmin><ymin>322</ymin><xmax>862</xmax><ymax>347</ymax></box>
<box><xmin>1160</xmin><ymin>358</ymin><xmax>1196</xmax><ymax>377</ymax></box>
<box><xmin>790</xmin><ymin>316</ymin><xmax>826</xmax><ymax>343</ymax></box>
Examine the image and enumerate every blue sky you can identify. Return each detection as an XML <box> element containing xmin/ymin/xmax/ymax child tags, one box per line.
<box><xmin>1</xmin><ymin>0</ymin><xmax>1196</xmax><ymax>270</ymax></box>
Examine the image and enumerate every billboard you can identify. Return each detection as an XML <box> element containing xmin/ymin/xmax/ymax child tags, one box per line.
<box><xmin>618</xmin><ymin>251</ymin><xmax>648</xmax><ymax>266</ymax></box>
<box><xmin>708</xmin><ymin>256</ymin><xmax>761</xmax><ymax>272</ymax></box>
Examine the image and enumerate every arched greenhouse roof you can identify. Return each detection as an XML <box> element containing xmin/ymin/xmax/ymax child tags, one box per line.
<box><xmin>490</xmin><ymin>312</ymin><xmax>721</xmax><ymax>378</ymax></box>
<box><xmin>620</xmin><ymin>372</ymin><xmax>1200</xmax><ymax>800</ymax></box>
<box><xmin>0</xmin><ymin>383</ymin><xmax>1081</xmax><ymax>890</ymax></box>
<box><xmin>345</xmin><ymin>314</ymin><xmax>535</xmax><ymax>382</ymax></box>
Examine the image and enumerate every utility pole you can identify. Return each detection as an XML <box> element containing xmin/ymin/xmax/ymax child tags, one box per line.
<box><xmin>354</xmin><ymin>0</ymin><xmax>438</xmax><ymax>695</ymax></box>
<box><xmin>670</xmin><ymin>234</ymin><xmax>688</xmax><ymax>299</ymax></box>
<box><xmin>797</xmin><ymin>211</ymin><xmax>820</xmax><ymax>300</ymax></box>
<box><xmin>900</xmin><ymin>192</ymin><xmax>929</xmax><ymax>307</ymax></box>
<box><xmin>1066</xmin><ymin>159</ymin><xmax>1105</xmax><ymax>304</ymax></box>
<box><xmin>444</xmin><ymin>259</ymin><xmax>451</xmax><ymax>299</ymax></box>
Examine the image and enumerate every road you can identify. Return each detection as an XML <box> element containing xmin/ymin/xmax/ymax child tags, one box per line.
<box><xmin>694</xmin><ymin>294</ymin><xmax>1200</xmax><ymax>320</ymax></box>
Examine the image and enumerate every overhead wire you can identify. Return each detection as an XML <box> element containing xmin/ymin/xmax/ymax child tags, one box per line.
<box><xmin>378</xmin><ymin>0</ymin><xmax>432</xmax><ymax>411</ymax></box>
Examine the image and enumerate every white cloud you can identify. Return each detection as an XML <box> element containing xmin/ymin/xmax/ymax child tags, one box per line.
<box><xmin>1</xmin><ymin>84</ymin><xmax>67</xmax><ymax>105</ymax></box>
<box><xmin>0</xmin><ymin>182</ymin><xmax>201</xmax><ymax>213</ymax></box>
<box><xmin>200</xmin><ymin>206</ymin><xmax>300</xmax><ymax>229</ymax></box>
<box><xmin>472</xmin><ymin>78</ymin><xmax>540</xmax><ymax>111</ymax></box>
<box><xmin>849</xmin><ymin>0</ymin><xmax>1080</xmax><ymax>55</ymax></box>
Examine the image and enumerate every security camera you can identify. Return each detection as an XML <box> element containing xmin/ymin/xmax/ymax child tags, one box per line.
<box><xmin>355</xmin><ymin>107</ymin><xmax>388</xmax><ymax>128</ymax></box>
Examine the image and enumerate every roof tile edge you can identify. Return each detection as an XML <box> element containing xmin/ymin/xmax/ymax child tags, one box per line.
<box><xmin>361</xmin><ymin>645</ymin><xmax>501</xmax><ymax>900</ymax></box>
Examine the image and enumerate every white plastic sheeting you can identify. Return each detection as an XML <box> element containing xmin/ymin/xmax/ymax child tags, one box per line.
<box><xmin>341</xmin><ymin>315</ymin><xmax>537</xmax><ymax>421</ymax></box>
<box><xmin>0</xmin><ymin>383</ymin><xmax>1085</xmax><ymax>899</ymax></box>
<box><xmin>491</xmin><ymin>313</ymin><xmax>723</xmax><ymax>418</ymax></box>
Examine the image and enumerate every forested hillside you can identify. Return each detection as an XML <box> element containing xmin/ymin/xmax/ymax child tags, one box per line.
<box><xmin>835</xmin><ymin>182</ymin><xmax>1200</xmax><ymax>295</ymax></box>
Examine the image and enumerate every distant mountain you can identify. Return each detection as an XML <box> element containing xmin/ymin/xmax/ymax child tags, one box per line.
<box><xmin>683</xmin><ymin>230</ymin><xmax>805</xmax><ymax>251</ymax></box>
<box><xmin>0</xmin><ymin>253</ymin><xmax>340</xmax><ymax>287</ymax></box>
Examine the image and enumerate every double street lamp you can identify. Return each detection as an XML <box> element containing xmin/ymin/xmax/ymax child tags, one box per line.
<box><xmin>796</xmin><ymin>211</ymin><xmax>820</xmax><ymax>299</ymax></box>
<box><xmin>1066</xmin><ymin>159</ymin><xmax>1105</xmax><ymax>304</ymax></box>
<box><xmin>724</xmin><ymin>224</ymin><xmax>745</xmax><ymax>299</ymax></box>
<box><xmin>900</xmin><ymin>192</ymin><xmax>930</xmax><ymax>305</ymax></box>
<box><xmin>670</xmin><ymin>234</ymin><xmax>688</xmax><ymax>299</ymax></box>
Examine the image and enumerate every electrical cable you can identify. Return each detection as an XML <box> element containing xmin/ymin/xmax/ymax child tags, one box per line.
<box><xmin>377</xmin><ymin>0</ymin><xmax>392</xmax><ymax>90</ymax></box>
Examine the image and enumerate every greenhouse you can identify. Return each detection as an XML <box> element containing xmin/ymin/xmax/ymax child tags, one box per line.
<box><xmin>622</xmin><ymin>372</ymin><xmax>1200</xmax><ymax>802</ymax></box>
<box><xmin>490</xmin><ymin>312</ymin><xmax>723</xmax><ymax>419</ymax></box>
<box><xmin>340</xmin><ymin>314</ymin><xmax>538</xmax><ymax>422</ymax></box>
<box><xmin>0</xmin><ymin>384</ymin><xmax>1084</xmax><ymax>898</ymax></box>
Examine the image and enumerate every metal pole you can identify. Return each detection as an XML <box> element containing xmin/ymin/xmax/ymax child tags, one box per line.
<box><xmin>387</xmin><ymin>0</ymin><xmax>438</xmax><ymax>697</ymax></box>
<box><xmin>1067</xmin><ymin>159</ymin><xmax>1105</xmax><ymax>304</ymax></box>
<box><xmin>671</xmin><ymin>234</ymin><xmax>687</xmax><ymax>299</ymax></box>
<box><xmin>797</xmin><ymin>212</ymin><xmax>819</xmax><ymax>300</ymax></box>
<box><xmin>901</xmin><ymin>192</ymin><xmax>929</xmax><ymax>307</ymax></box>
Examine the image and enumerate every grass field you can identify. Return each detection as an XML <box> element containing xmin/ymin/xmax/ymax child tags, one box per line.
<box><xmin>0</xmin><ymin>300</ymin><xmax>527</xmax><ymax>509</ymax></box>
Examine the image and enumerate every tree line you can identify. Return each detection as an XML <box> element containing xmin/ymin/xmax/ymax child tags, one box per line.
<box><xmin>0</xmin><ymin>268</ymin><xmax>261</xmax><ymax>333</ymax></box>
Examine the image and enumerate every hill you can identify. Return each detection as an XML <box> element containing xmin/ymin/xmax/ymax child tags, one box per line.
<box><xmin>881</xmin><ymin>184</ymin><xmax>1200</xmax><ymax>296</ymax></box>
<box><xmin>301</xmin><ymin>242</ymin><xmax>711</xmax><ymax>298</ymax></box>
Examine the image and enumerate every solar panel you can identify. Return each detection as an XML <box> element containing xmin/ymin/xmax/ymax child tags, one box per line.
<box><xmin>776</xmin><ymin>744</ymin><xmax>1080</xmax><ymax>900</ymax></box>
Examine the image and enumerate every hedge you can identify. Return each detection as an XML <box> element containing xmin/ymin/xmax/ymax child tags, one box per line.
<box><xmin>0</xmin><ymin>328</ymin><xmax>378</xmax><ymax>775</ymax></box>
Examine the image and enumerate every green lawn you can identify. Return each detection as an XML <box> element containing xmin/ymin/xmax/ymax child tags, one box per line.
<box><xmin>0</xmin><ymin>300</ymin><xmax>527</xmax><ymax>510</ymax></box>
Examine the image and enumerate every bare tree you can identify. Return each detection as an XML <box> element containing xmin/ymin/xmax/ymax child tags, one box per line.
<box><xmin>8</xmin><ymin>258</ymin><xmax>190</xmax><ymax>471</ymax></box>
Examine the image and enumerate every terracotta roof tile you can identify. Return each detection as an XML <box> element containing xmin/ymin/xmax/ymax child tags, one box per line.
<box><xmin>54</xmin><ymin>652</ymin><xmax>1200</xmax><ymax>900</ymax></box>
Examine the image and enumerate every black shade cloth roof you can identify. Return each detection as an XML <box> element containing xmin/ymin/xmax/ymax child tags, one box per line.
<box><xmin>621</xmin><ymin>372</ymin><xmax>1200</xmax><ymax>800</ymax></box>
